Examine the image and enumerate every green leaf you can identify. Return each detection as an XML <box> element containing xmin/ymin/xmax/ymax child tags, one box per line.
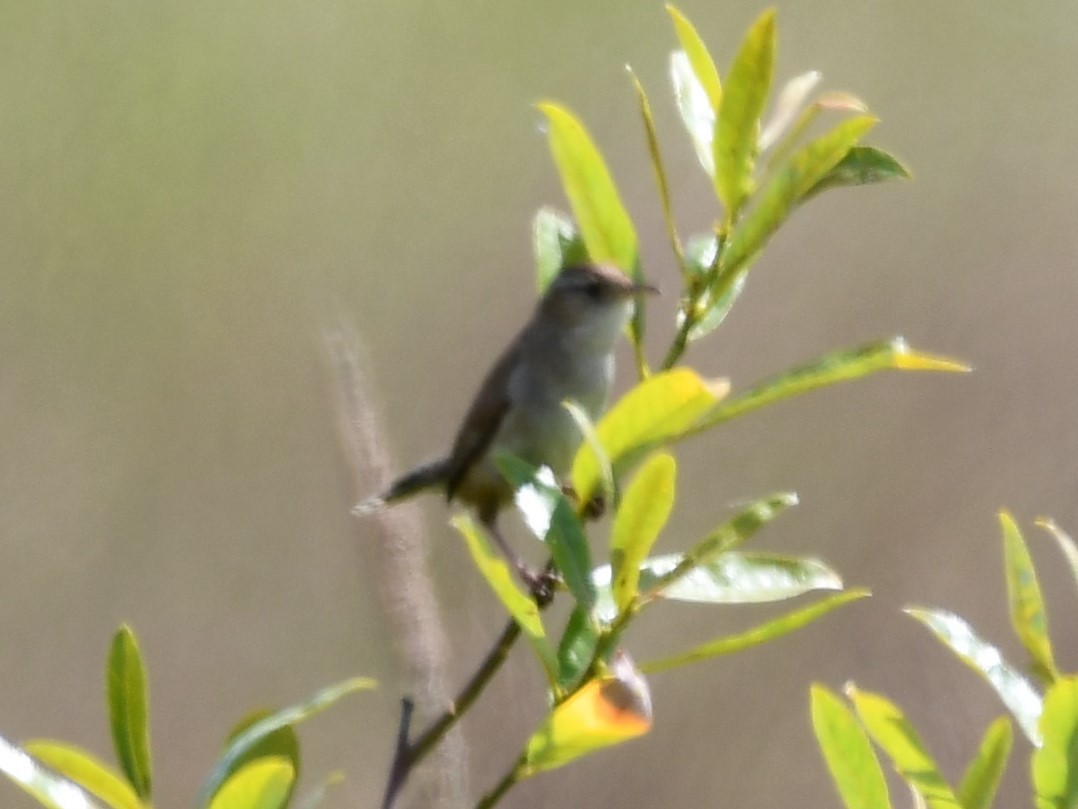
<box><xmin>689</xmin><ymin>338</ymin><xmax>970</xmax><ymax>437</ymax></box>
<box><xmin>713</xmin><ymin>8</ymin><xmax>776</xmax><ymax>219</ymax></box>
<box><xmin>561</xmin><ymin>401</ymin><xmax>614</xmax><ymax>508</ymax></box>
<box><xmin>571</xmin><ymin>367</ymin><xmax>727</xmax><ymax>504</ymax></box>
<box><xmin>957</xmin><ymin>717</ymin><xmax>1012</xmax><ymax>809</ymax></box>
<box><xmin>646</xmin><ymin>492</ymin><xmax>798</xmax><ymax>596</ymax></box>
<box><xmin>538</xmin><ymin>102</ymin><xmax>638</xmax><ymax>275</ymax></box>
<box><xmin>533</xmin><ymin>207</ymin><xmax>587</xmax><ymax>294</ymax></box>
<box><xmin>106</xmin><ymin>626</ymin><xmax>152</xmax><ymax>800</ymax></box>
<box><xmin>646</xmin><ymin>551</ymin><xmax>841</xmax><ymax>603</ymax></box>
<box><xmin>629</xmin><ymin>68</ymin><xmax>683</xmax><ymax>267</ymax></box>
<box><xmin>670</xmin><ymin>51</ymin><xmax>715</xmax><ymax>177</ymax></box>
<box><xmin>216</xmin><ymin>711</ymin><xmax>299</xmax><ymax>808</ymax></box>
<box><xmin>497</xmin><ymin>453</ymin><xmax>596</xmax><ymax>612</ymax></box>
<box><xmin>0</xmin><ymin>735</ymin><xmax>105</xmax><ymax>809</ymax></box>
<box><xmin>905</xmin><ymin>607</ymin><xmax>1043</xmax><ymax>746</ymax></box>
<box><xmin>847</xmin><ymin>686</ymin><xmax>962</xmax><ymax>809</ymax></box>
<box><xmin>811</xmin><ymin>685</ymin><xmax>892</xmax><ymax>809</ymax></box>
<box><xmin>22</xmin><ymin>742</ymin><xmax>142</xmax><ymax>809</ymax></box>
<box><xmin>803</xmin><ymin>145</ymin><xmax>911</xmax><ymax>200</ymax></box>
<box><xmin>1036</xmin><ymin>518</ymin><xmax>1078</xmax><ymax>595</ymax></box>
<box><xmin>610</xmin><ymin>452</ymin><xmax>677</xmax><ymax>615</ymax></box>
<box><xmin>680</xmin><ymin>235</ymin><xmax>748</xmax><ymax>342</ymax></box>
<box><xmin>642</xmin><ymin>589</ymin><xmax>868</xmax><ymax>673</ymax></box>
<box><xmin>206</xmin><ymin>758</ymin><xmax>293</xmax><ymax>809</ymax></box>
<box><xmin>523</xmin><ymin>653</ymin><xmax>651</xmax><ymax>775</ymax></box>
<box><xmin>1033</xmin><ymin>676</ymin><xmax>1078</xmax><ymax>809</ymax></box>
<box><xmin>666</xmin><ymin>5</ymin><xmax>721</xmax><ymax>109</ymax></box>
<box><xmin>1000</xmin><ymin>510</ymin><xmax>1058</xmax><ymax>682</ymax></box>
<box><xmin>452</xmin><ymin>514</ymin><xmax>559</xmax><ymax>682</ymax></box>
<box><xmin>722</xmin><ymin>115</ymin><xmax>876</xmax><ymax>273</ymax></box>
<box><xmin>557</xmin><ymin>607</ymin><xmax>599</xmax><ymax>691</ymax></box>
<box><xmin>198</xmin><ymin>678</ymin><xmax>375</xmax><ymax>808</ymax></box>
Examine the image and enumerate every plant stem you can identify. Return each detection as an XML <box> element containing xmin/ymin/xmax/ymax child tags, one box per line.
<box><xmin>475</xmin><ymin>761</ymin><xmax>524</xmax><ymax>809</ymax></box>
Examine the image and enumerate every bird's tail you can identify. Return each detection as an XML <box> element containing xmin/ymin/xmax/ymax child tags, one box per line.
<box><xmin>353</xmin><ymin>458</ymin><xmax>451</xmax><ymax>514</ymax></box>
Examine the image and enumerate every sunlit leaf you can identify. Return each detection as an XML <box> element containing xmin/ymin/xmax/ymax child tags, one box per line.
<box><xmin>533</xmin><ymin>207</ymin><xmax>587</xmax><ymax>293</ymax></box>
<box><xmin>847</xmin><ymin>685</ymin><xmax>962</xmax><ymax>809</ymax></box>
<box><xmin>571</xmin><ymin>367</ymin><xmax>727</xmax><ymax>504</ymax></box>
<box><xmin>107</xmin><ymin>626</ymin><xmax>152</xmax><ymax>800</ymax></box>
<box><xmin>197</xmin><ymin>678</ymin><xmax>375</xmax><ymax>808</ymax></box>
<box><xmin>957</xmin><ymin>717</ymin><xmax>1012</xmax><ymax>809</ymax></box>
<box><xmin>1033</xmin><ymin>676</ymin><xmax>1078</xmax><ymax>809</ymax></box>
<box><xmin>713</xmin><ymin>8</ymin><xmax>775</xmax><ymax>218</ymax></box>
<box><xmin>648</xmin><ymin>551</ymin><xmax>841</xmax><ymax>603</ymax></box>
<box><xmin>629</xmin><ymin>68</ymin><xmax>683</xmax><ymax>267</ymax></box>
<box><xmin>538</xmin><ymin>102</ymin><xmax>638</xmax><ymax>275</ymax></box>
<box><xmin>667</xmin><ymin>5</ymin><xmax>721</xmax><ymax>108</ymax></box>
<box><xmin>522</xmin><ymin>652</ymin><xmax>651</xmax><ymax>775</ymax></box>
<box><xmin>905</xmin><ymin>607</ymin><xmax>1042</xmax><ymax>746</ymax></box>
<box><xmin>647</xmin><ymin>492</ymin><xmax>798</xmax><ymax>596</ymax></box>
<box><xmin>722</xmin><ymin>115</ymin><xmax>876</xmax><ymax>272</ymax></box>
<box><xmin>22</xmin><ymin>742</ymin><xmax>142</xmax><ymax>809</ymax></box>
<box><xmin>293</xmin><ymin>772</ymin><xmax>345</xmax><ymax>809</ymax></box>
<box><xmin>610</xmin><ymin>453</ymin><xmax>677</xmax><ymax>614</ymax></box>
<box><xmin>206</xmin><ymin>758</ymin><xmax>293</xmax><ymax>809</ymax></box>
<box><xmin>561</xmin><ymin>401</ymin><xmax>614</xmax><ymax>509</ymax></box>
<box><xmin>642</xmin><ymin>589</ymin><xmax>868</xmax><ymax>673</ymax></box>
<box><xmin>689</xmin><ymin>338</ymin><xmax>969</xmax><ymax>437</ymax></box>
<box><xmin>0</xmin><ymin>735</ymin><xmax>103</xmax><ymax>809</ymax></box>
<box><xmin>1000</xmin><ymin>511</ymin><xmax>1058</xmax><ymax>683</ymax></box>
<box><xmin>811</xmin><ymin>685</ymin><xmax>891</xmax><ymax>809</ymax></box>
<box><xmin>759</xmin><ymin>70</ymin><xmax>822</xmax><ymax>151</ymax></box>
<box><xmin>216</xmin><ymin>711</ymin><xmax>299</xmax><ymax>808</ymax></box>
<box><xmin>1035</xmin><ymin>518</ymin><xmax>1078</xmax><ymax>594</ymax></box>
<box><xmin>670</xmin><ymin>51</ymin><xmax>715</xmax><ymax>177</ymax></box>
<box><xmin>497</xmin><ymin>453</ymin><xmax>595</xmax><ymax>612</ymax></box>
<box><xmin>802</xmin><ymin>146</ymin><xmax>911</xmax><ymax>200</ymax></box>
<box><xmin>452</xmin><ymin>514</ymin><xmax>558</xmax><ymax>683</ymax></box>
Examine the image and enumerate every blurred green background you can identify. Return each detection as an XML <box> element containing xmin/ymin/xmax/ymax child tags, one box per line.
<box><xmin>3</xmin><ymin>1</ymin><xmax>1077</xmax><ymax>806</ymax></box>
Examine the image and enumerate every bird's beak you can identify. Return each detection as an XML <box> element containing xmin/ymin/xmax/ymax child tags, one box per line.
<box><xmin>631</xmin><ymin>282</ymin><xmax>660</xmax><ymax>296</ymax></box>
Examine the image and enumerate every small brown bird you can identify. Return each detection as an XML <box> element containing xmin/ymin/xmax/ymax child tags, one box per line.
<box><xmin>357</xmin><ymin>263</ymin><xmax>656</xmax><ymax>589</ymax></box>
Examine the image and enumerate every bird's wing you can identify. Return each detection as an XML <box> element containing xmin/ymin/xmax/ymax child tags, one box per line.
<box><xmin>444</xmin><ymin>336</ymin><xmax>521</xmax><ymax>500</ymax></box>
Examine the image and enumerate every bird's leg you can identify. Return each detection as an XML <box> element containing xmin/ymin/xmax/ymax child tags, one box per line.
<box><xmin>560</xmin><ymin>484</ymin><xmax>605</xmax><ymax>521</ymax></box>
<box><xmin>482</xmin><ymin>514</ymin><xmax>557</xmax><ymax>606</ymax></box>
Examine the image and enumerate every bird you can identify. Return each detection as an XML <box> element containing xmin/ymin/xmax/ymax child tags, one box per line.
<box><xmin>356</xmin><ymin>262</ymin><xmax>657</xmax><ymax>594</ymax></box>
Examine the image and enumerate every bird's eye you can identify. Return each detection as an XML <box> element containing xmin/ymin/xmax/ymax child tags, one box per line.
<box><xmin>584</xmin><ymin>281</ymin><xmax>604</xmax><ymax>300</ymax></box>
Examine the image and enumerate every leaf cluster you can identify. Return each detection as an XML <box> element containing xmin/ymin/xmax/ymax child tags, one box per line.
<box><xmin>813</xmin><ymin>513</ymin><xmax>1078</xmax><ymax>809</ymax></box>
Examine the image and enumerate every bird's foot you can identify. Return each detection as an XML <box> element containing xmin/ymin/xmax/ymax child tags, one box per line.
<box><xmin>518</xmin><ymin>564</ymin><xmax>560</xmax><ymax>607</ymax></box>
<box><xmin>560</xmin><ymin>485</ymin><xmax>605</xmax><ymax>521</ymax></box>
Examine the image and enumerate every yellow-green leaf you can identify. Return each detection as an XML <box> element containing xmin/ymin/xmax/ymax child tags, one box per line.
<box><xmin>610</xmin><ymin>452</ymin><xmax>677</xmax><ymax>614</ymax></box>
<box><xmin>207</xmin><ymin>758</ymin><xmax>293</xmax><ymax>809</ymax></box>
<box><xmin>538</xmin><ymin>102</ymin><xmax>638</xmax><ymax>275</ymax></box>
<box><xmin>198</xmin><ymin>678</ymin><xmax>374</xmax><ymax>807</ymax></box>
<box><xmin>0</xmin><ymin>735</ymin><xmax>102</xmax><ymax>809</ymax></box>
<box><xmin>1001</xmin><ymin>511</ymin><xmax>1058</xmax><ymax>682</ymax></box>
<box><xmin>689</xmin><ymin>338</ymin><xmax>969</xmax><ymax>438</ymax></box>
<box><xmin>522</xmin><ymin>653</ymin><xmax>651</xmax><ymax>775</ymax></box>
<box><xmin>957</xmin><ymin>717</ymin><xmax>1012</xmax><ymax>809</ymax></box>
<box><xmin>847</xmin><ymin>685</ymin><xmax>962</xmax><ymax>809</ymax></box>
<box><xmin>642</xmin><ymin>589</ymin><xmax>868</xmax><ymax>673</ymax></box>
<box><xmin>811</xmin><ymin>685</ymin><xmax>892</xmax><ymax>809</ymax></box>
<box><xmin>107</xmin><ymin>626</ymin><xmax>152</xmax><ymax>800</ymax></box>
<box><xmin>667</xmin><ymin>5</ymin><xmax>721</xmax><ymax>109</ymax></box>
<box><xmin>1033</xmin><ymin>676</ymin><xmax>1078</xmax><ymax>809</ymax></box>
<box><xmin>453</xmin><ymin>514</ymin><xmax>558</xmax><ymax>682</ymax></box>
<box><xmin>713</xmin><ymin>8</ymin><xmax>776</xmax><ymax>219</ymax></box>
<box><xmin>217</xmin><ymin>711</ymin><xmax>299</xmax><ymax>808</ymax></box>
<box><xmin>22</xmin><ymin>742</ymin><xmax>142</xmax><ymax>809</ymax></box>
<box><xmin>905</xmin><ymin>607</ymin><xmax>1043</xmax><ymax>746</ymax></box>
<box><xmin>802</xmin><ymin>145</ymin><xmax>911</xmax><ymax>200</ymax></box>
<box><xmin>722</xmin><ymin>115</ymin><xmax>876</xmax><ymax>272</ymax></box>
<box><xmin>571</xmin><ymin>367</ymin><xmax>727</xmax><ymax>504</ymax></box>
